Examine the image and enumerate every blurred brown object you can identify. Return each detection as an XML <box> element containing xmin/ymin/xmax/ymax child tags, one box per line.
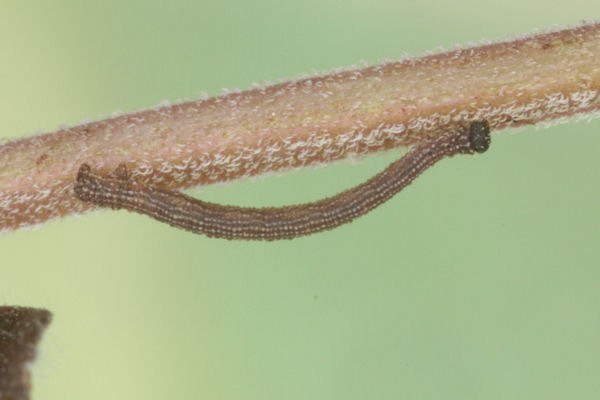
<box><xmin>0</xmin><ymin>307</ymin><xmax>52</xmax><ymax>400</ymax></box>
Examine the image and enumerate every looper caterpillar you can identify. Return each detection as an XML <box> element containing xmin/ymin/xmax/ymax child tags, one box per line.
<box><xmin>74</xmin><ymin>121</ymin><xmax>490</xmax><ymax>240</ymax></box>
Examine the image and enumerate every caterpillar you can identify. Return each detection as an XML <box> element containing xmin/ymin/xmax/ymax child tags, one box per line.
<box><xmin>74</xmin><ymin>120</ymin><xmax>490</xmax><ymax>240</ymax></box>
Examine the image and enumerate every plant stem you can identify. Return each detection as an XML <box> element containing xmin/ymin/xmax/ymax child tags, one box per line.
<box><xmin>1</xmin><ymin>22</ymin><xmax>599</xmax><ymax>233</ymax></box>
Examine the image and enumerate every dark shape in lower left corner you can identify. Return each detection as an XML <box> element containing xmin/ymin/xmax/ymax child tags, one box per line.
<box><xmin>0</xmin><ymin>306</ymin><xmax>52</xmax><ymax>400</ymax></box>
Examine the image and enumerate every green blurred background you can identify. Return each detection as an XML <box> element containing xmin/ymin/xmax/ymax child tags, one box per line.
<box><xmin>2</xmin><ymin>1</ymin><xmax>600</xmax><ymax>399</ymax></box>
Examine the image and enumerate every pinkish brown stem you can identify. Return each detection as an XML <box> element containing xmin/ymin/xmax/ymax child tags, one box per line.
<box><xmin>1</xmin><ymin>22</ymin><xmax>600</xmax><ymax>233</ymax></box>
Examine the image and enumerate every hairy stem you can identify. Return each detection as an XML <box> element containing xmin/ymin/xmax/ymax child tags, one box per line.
<box><xmin>1</xmin><ymin>22</ymin><xmax>600</xmax><ymax>233</ymax></box>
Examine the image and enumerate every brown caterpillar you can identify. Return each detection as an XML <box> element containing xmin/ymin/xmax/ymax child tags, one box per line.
<box><xmin>74</xmin><ymin>120</ymin><xmax>490</xmax><ymax>240</ymax></box>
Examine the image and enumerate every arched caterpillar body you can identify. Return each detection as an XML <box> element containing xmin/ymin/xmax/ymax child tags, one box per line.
<box><xmin>74</xmin><ymin>121</ymin><xmax>490</xmax><ymax>240</ymax></box>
